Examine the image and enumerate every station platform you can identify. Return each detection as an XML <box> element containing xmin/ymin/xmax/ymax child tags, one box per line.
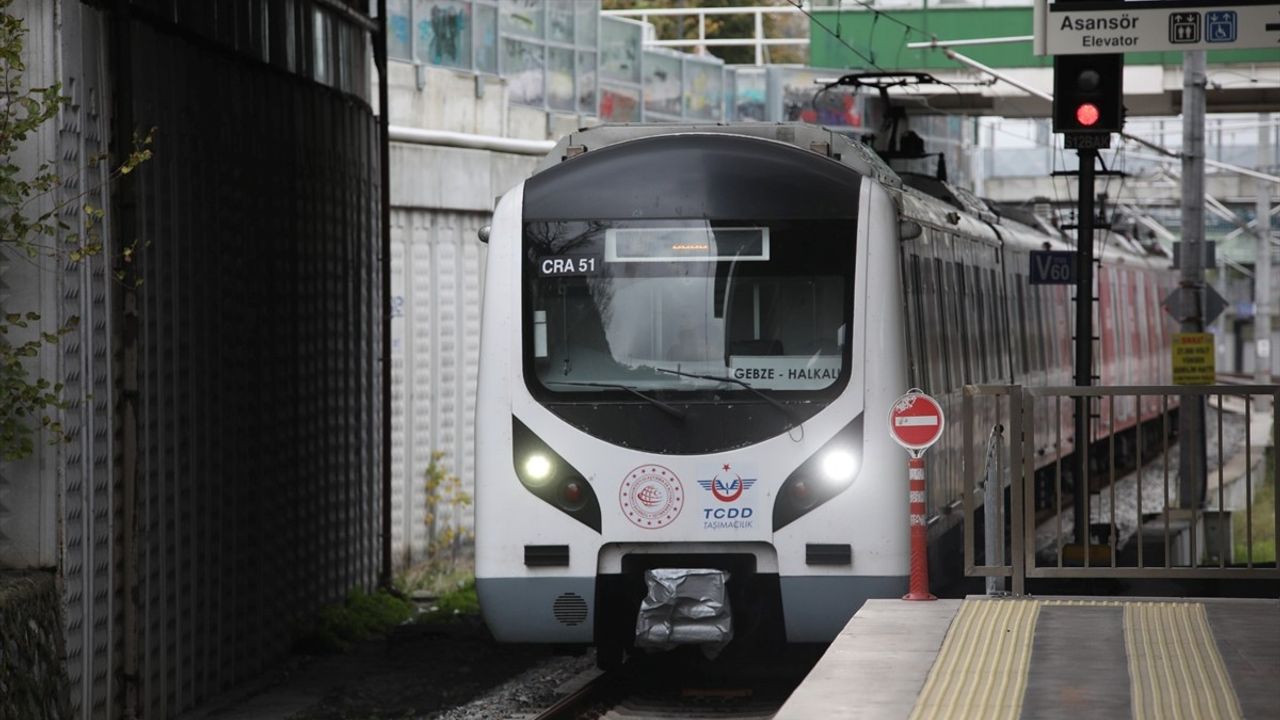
<box><xmin>776</xmin><ymin>596</ymin><xmax>1279</xmax><ymax>720</ymax></box>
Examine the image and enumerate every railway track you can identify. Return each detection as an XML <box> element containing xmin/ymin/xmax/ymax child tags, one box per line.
<box><xmin>533</xmin><ymin>661</ymin><xmax>805</xmax><ymax>720</ymax></box>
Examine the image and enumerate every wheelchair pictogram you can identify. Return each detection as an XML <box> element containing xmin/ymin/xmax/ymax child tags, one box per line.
<box><xmin>1205</xmin><ymin>11</ymin><xmax>1237</xmax><ymax>44</ymax></box>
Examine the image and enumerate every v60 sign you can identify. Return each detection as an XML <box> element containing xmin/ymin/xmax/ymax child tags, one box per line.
<box><xmin>1029</xmin><ymin>250</ymin><xmax>1076</xmax><ymax>285</ymax></box>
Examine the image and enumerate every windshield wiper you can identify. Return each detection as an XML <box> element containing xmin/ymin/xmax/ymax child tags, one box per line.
<box><xmin>654</xmin><ymin>368</ymin><xmax>799</xmax><ymax>424</ymax></box>
<box><xmin>547</xmin><ymin>381</ymin><xmax>686</xmax><ymax>420</ymax></box>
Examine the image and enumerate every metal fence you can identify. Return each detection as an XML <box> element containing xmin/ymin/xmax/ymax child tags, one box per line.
<box><xmin>963</xmin><ymin>384</ymin><xmax>1280</xmax><ymax>595</ymax></box>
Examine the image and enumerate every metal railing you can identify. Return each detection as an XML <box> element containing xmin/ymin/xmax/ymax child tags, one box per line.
<box><xmin>963</xmin><ymin>384</ymin><xmax>1280</xmax><ymax>596</ymax></box>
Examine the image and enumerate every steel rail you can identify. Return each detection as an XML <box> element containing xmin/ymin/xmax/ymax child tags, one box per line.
<box><xmin>532</xmin><ymin>671</ymin><xmax>622</xmax><ymax>720</ymax></box>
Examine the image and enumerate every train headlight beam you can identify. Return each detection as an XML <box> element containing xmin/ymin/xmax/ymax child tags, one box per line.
<box><xmin>820</xmin><ymin>449</ymin><xmax>859</xmax><ymax>487</ymax></box>
<box><xmin>523</xmin><ymin>454</ymin><xmax>553</xmax><ymax>484</ymax></box>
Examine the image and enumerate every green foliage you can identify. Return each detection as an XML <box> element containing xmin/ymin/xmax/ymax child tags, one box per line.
<box><xmin>417</xmin><ymin>578</ymin><xmax>479</xmax><ymax>624</ymax></box>
<box><xmin>1233</xmin><ymin>448</ymin><xmax>1276</xmax><ymax>563</ymax></box>
<box><xmin>395</xmin><ymin>563</ymin><xmax>472</xmax><ymax>599</ymax></box>
<box><xmin>298</xmin><ymin>589</ymin><xmax>416</xmax><ymax>654</ymax></box>
<box><xmin>601</xmin><ymin>0</ymin><xmax>808</xmax><ymax>65</ymax></box>
<box><xmin>0</xmin><ymin>1</ymin><xmax>153</xmax><ymax>461</ymax></box>
<box><xmin>423</xmin><ymin>450</ymin><xmax>473</xmax><ymax>571</ymax></box>
<box><xmin>0</xmin><ymin>314</ymin><xmax>76</xmax><ymax>461</ymax></box>
<box><xmin>395</xmin><ymin>452</ymin><xmax>476</xmax><ymax>601</ymax></box>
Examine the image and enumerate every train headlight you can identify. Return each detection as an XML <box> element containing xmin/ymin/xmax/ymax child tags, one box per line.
<box><xmin>820</xmin><ymin>449</ymin><xmax>858</xmax><ymax>486</ymax></box>
<box><xmin>523</xmin><ymin>454</ymin><xmax>553</xmax><ymax>485</ymax></box>
<box><xmin>773</xmin><ymin>415</ymin><xmax>863</xmax><ymax>532</ymax></box>
<box><xmin>513</xmin><ymin>418</ymin><xmax>602</xmax><ymax>532</ymax></box>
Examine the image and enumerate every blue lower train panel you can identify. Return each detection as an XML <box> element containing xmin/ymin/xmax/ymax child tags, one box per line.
<box><xmin>477</xmin><ymin>577</ymin><xmax>596</xmax><ymax>643</ymax></box>
<box><xmin>477</xmin><ymin>574</ymin><xmax>909</xmax><ymax>645</ymax></box>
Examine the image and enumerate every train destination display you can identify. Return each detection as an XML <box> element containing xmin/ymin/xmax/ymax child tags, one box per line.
<box><xmin>727</xmin><ymin>356</ymin><xmax>842</xmax><ymax>390</ymax></box>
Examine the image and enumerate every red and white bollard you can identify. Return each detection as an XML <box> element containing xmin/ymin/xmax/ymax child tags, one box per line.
<box><xmin>888</xmin><ymin>390</ymin><xmax>943</xmax><ymax>602</ymax></box>
<box><xmin>903</xmin><ymin>456</ymin><xmax>936</xmax><ymax>601</ymax></box>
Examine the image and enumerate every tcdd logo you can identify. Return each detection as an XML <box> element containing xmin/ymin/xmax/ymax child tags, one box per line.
<box><xmin>697</xmin><ymin>464</ymin><xmax>757</xmax><ymax>502</ymax></box>
<box><xmin>703</xmin><ymin>507</ymin><xmax>754</xmax><ymax>520</ymax></box>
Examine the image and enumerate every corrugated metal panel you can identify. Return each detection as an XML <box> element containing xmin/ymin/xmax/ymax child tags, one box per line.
<box><xmin>118</xmin><ymin>3</ymin><xmax>381</xmax><ymax>718</ymax></box>
<box><xmin>56</xmin><ymin>5</ymin><xmax>117</xmax><ymax>719</ymax></box>
<box><xmin>390</xmin><ymin>208</ymin><xmax>487</xmax><ymax>568</ymax></box>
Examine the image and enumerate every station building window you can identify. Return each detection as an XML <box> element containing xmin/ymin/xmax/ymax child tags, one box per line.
<box><xmin>385</xmin><ymin>3</ymin><xmax>730</xmax><ymax>123</ymax></box>
<box><xmin>387</xmin><ymin>0</ymin><xmax>603</xmax><ymax>116</ymax></box>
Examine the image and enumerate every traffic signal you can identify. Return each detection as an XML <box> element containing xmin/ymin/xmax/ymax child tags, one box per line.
<box><xmin>1053</xmin><ymin>53</ymin><xmax>1124</xmax><ymax>134</ymax></box>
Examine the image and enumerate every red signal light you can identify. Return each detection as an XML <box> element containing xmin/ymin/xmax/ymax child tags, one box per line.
<box><xmin>558</xmin><ymin>480</ymin><xmax>587</xmax><ymax>511</ymax></box>
<box><xmin>1075</xmin><ymin>103</ymin><xmax>1101</xmax><ymax>127</ymax></box>
<box><xmin>562</xmin><ymin>481</ymin><xmax>582</xmax><ymax>503</ymax></box>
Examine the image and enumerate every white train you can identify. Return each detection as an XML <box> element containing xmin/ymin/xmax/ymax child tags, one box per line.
<box><xmin>474</xmin><ymin>124</ymin><xmax>1173</xmax><ymax>666</ymax></box>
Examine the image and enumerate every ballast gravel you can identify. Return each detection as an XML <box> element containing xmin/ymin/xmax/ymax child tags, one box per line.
<box><xmin>195</xmin><ymin>615</ymin><xmax>596</xmax><ymax>720</ymax></box>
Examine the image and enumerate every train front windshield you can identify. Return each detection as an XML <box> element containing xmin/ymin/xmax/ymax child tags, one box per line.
<box><xmin>523</xmin><ymin>219</ymin><xmax>856</xmax><ymax>400</ymax></box>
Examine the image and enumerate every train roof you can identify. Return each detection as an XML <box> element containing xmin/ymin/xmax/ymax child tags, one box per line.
<box><xmin>534</xmin><ymin>122</ymin><xmax>902</xmax><ymax>190</ymax></box>
<box><xmin>531</xmin><ymin>123</ymin><xmax>1170</xmax><ymax>270</ymax></box>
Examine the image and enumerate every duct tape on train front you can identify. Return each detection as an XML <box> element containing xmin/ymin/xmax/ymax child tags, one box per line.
<box><xmin>634</xmin><ymin>568</ymin><xmax>733</xmax><ymax>658</ymax></box>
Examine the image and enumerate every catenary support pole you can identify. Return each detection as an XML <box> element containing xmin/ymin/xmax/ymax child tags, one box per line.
<box><xmin>1179</xmin><ymin>51</ymin><xmax>1208</xmax><ymax>510</ymax></box>
<box><xmin>1074</xmin><ymin>147</ymin><xmax>1096</xmax><ymax>549</ymax></box>
<box><xmin>1257</xmin><ymin>113</ymin><xmax>1274</xmax><ymax>409</ymax></box>
<box><xmin>905</xmin><ymin>456</ymin><xmax>936</xmax><ymax>601</ymax></box>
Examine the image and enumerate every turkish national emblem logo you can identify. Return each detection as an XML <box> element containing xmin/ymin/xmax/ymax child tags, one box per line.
<box><xmin>697</xmin><ymin>464</ymin><xmax>757</xmax><ymax>502</ymax></box>
<box><xmin>620</xmin><ymin>465</ymin><xmax>684</xmax><ymax>529</ymax></box>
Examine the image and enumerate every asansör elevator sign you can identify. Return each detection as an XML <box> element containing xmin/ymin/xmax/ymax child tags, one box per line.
<box><xmin>1034</xmin><ymin>0</ymin><xmax>1280</xmax><ymax>55</ymax></box>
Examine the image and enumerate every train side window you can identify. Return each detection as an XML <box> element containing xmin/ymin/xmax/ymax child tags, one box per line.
<box><xmin>927</xmin><ymin>252</ymin><xmax>946</xmax><ymax>393</ymax></box>
<box><xmin>933</xmin><ymin>258</ymin><xmax>952</xmax><ymax>391</ymax></box>
<box><xmin>988</xmin><ymin>267</ymin><xmax>1007</xmax><ymax>381</ymax></box>
<box><xmin>907</xmin><ymin>253</ymin><xmax>929</xmax><ymax>391</ymax></box>
<box><xmin>925</xmin><ymin>253</ymin><xmax>942</xmax><ymax>393</ymax></box>
<box><xmin>965</xmin><ymin>262</ymin><xmax>980</xmax><ymax>383</ymax></box>
<box><xmin>1123</xmin><ymin>270</ymin><xmax>1137</xmax><ymax>383</ymax></box>
<box><xmin>1112</xmin><ymin>268</ymin><xmax>1124</xmax><ymax>382</ymax></box>
<box><xmin>1014</xmin><ymin>274</ymin><xmax>1028</xmax><ymax>377</ymax></box>
<box><xmin>949</xmin><ymin>260</ymin><xmax>967</xmax><ymax>390</ymax></box>
<box><xmin>1136</xmin><ymin>270</ymin><xmax>1157</xmax><ymax>376</ymax></box>
<box><xmin>964</xmin><ymin>263</ymin><xmax>980</xmax><ymax>382</ymax></box>
<box><xmin>1039</xmin><ymin>285</ymin><xmax>1049</xmax><ymax>371</ymax></box>
<box><xmin>954</xmin><ymin>260</ymin><xmax>972</xmax><ymax>385</ymax></box>
<box><xmin>973</xmin><ymin>264</ymin><xmax>989</xmax><ymax>382</ymax></box>
<box><xmin>1044</xmin><ymin>286</ymin><xmax>1054</xmax><ymax>376</ymax></box>
<box><xmin>1030</xmin><ymin>284</ymin><xmax>1046</xmax><ymax>372</ymax></box>
<box><xmin>991</xmin><ymin>267</ymin><xmax>1002</xmax><ymax>380</ymax></box>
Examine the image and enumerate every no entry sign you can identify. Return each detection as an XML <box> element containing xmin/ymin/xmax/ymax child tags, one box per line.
<box><xmin>888</xmin><ymin>390</ymin><xmax>945</xmax><ymax>453</ymax></box>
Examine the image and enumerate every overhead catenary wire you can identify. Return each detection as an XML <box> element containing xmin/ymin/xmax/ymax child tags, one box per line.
<box><xmin>787</xmin><ymin>0</ymin><xmax>883</xmax><ymax>71</ymax></box>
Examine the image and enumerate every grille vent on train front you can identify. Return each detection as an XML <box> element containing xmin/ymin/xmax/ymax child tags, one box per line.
<box><xmin>553</xmin><ymin>593</ymin><xmax>589</xmax><ymax>626</ymax></box>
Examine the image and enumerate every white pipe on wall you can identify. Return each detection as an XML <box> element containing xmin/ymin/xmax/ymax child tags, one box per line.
<box><xmin>389</xmin><ymin>125</ymin><xmax>555</xmax><ymax>156</ymax></box>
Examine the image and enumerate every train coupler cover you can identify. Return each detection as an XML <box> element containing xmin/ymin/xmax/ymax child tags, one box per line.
<box><xmin>634</xmin><ymin>568</ymin><xmax>733</xmax><ymax>658</ymax></box>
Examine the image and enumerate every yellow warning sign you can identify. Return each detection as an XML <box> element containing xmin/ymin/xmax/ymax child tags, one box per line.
<box><xmin>1172</xmin><ymin>332</ymin><xmax>1215</xmax><ymax>385</ymax></box>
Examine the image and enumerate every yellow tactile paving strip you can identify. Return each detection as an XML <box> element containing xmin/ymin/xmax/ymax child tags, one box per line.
<box><xmin>908</xmin><ymin>599</ymin><xmax>1246</xmax><ymax>720</ymax></box>
<box><xmin>1124</xmin><ymin>602</ymin><xmax>1242</xmax><ymax>720</ymax></box>
<box><xmin>908</xmin><ymin>599</ymin><xmax>1040</xmax><ymax>720</ymax></box>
